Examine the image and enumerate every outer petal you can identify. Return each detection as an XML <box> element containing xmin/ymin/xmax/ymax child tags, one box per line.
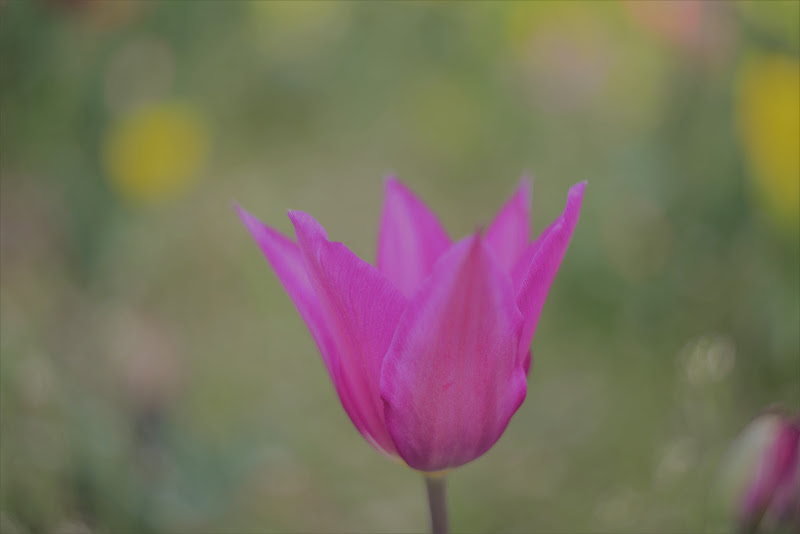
<box><xmin>509</xmin><ymin>217</ymin><xmax>561</xmax><ymax>375</ymax></box>
<box><xmin>515</xmin><ymin>182</ymin><xmax>585</xmax><ymax>366</ymax></box>
<box><xmin>237</xmin><ymin>206</ymin><xmax>371</xmax><ymax>451</ymax></box>
<box><xmin>235</xmin><ymin>205</ymin><xmax>338</xmax><ymax>376</ymax></box>
<box><xmin>486</xmin><ymin>177</ymin><xmax>532</xmax><ymax>274</ymax></box>
<box><xmin>377</xmin><ymin>177</ymin><xmax>451</xmax><ymax>297</ymax></box>
<box><xmin>289</xmin><ymin>210</ymin><xmax>406</xmax><ymax>456</ymax></box>
<box><xmin>510</xmin><ymin>219</ymin><xmax>559</xmax><ymax>293</ymax></box>
<box><xmin>380</xmin><ymin>234</ymin><xmax>526</xmax><ymax>472</ymax></box>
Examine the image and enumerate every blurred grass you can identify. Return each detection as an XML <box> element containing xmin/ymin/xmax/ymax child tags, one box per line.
<box><xmin>1</xmin><ymin>1</ymin><xmax>798</xmax><ymax>533</ymax></box>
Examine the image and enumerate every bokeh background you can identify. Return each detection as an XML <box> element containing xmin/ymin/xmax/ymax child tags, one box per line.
<box><xmin>1</xmin><ymin>1</ymin><xmax>798</xmax><ymax>532</ymax></box>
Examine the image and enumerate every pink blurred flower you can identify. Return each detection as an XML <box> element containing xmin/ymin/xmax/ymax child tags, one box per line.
<box><xmin>236</xmin><ymin>177</ymin><xmax>585</xmax><ymax>472</ymax></box>
<box><xmin>740</xmin><ymin>413</ymin><xmax>800</xmax><ymax>532</ymax></box>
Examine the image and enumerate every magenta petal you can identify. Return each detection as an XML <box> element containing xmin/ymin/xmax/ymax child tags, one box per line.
<box><xmin>510</xmin><ymin>219</ymin><xmax>559</xmax><ymax>293</ymax></box>
<box><xmin>235</xmin><ymin>205</ymin><xmax>339</xmax><ymax>377</ymax></box>
<box><xmin>486</xmin><ymin>177</ymin><xmax>532</xmax><ymax>274</ymax></box>
<box><xmin>515</xmin><ymin>182</ymin><xmax>585</xmax><ymax>365</ymax></box>
<box><xmin>377</xmin><ymin>177</ymin><xmax>451</xmax><ymax>297</ymax></box>
<box><xmin>380</xmin><ymin>234</ymin><xmax>526</xmax><ymax>472</ymax></box>
<box><xmin>289</xmin><ymin>210</ymin><xmax>406</xmax><ymax>456</ymax></box>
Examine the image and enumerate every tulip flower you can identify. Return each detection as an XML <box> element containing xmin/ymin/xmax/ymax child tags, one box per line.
<box><xmin>736</xmin><ymin>412</ymin><xmax>800</xmax><ymax>533</ymax></box>
<box><xmin>236</xmin><ymin>177</ymin><xmax>585</xmax><ymax>533</ymax></box>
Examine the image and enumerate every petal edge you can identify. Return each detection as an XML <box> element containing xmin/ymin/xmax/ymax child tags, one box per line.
<box><xmin>515</xmin><ymin>182</ymin><xmax>585</xmax><ymax>364</ymax></box>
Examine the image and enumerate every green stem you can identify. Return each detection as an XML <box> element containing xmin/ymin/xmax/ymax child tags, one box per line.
<box><xmin>424</xmin><ymin>474</ymin><xmax>449</xmax><ymax>534</ymax></box>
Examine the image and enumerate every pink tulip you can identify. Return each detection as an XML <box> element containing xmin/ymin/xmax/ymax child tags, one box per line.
<box><xmin>739</xmin><ymin>414</ymin><xmax>800</xmax><ymax>532</ymax></box>
<box><xmin>236</xmin><ymin>177</ymin><xmax>585</xmax><ymax>473</ymax></box>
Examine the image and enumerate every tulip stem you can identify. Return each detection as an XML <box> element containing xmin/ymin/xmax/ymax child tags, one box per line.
<box><xmin>424</xmin><ymin>474</ymin><xmax>449</xmax><ymax>534</ymax></box>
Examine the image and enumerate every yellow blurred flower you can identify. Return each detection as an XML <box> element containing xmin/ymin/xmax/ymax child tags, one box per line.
<box><xmin>737</xmin><ymin>53</ymin><xmax>800</xmax><ymax>231</ymax></box>
<box><xmin>103</xmin><ymin>102</ymin><xmax>209</xmax><ymax>205</ymax></box>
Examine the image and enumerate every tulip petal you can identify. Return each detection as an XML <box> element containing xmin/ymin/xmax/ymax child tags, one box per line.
<box><xmin>377</xmin><ymin>177</ymin><xmax>451</xmax><ymax>297</ymax></box>
<box><xmin>515</xmin><ymin>182</ymin><xmax>585</xmax><ymax>365</ymax></box>
<box><xmin>509</xmin><ymin>219</ymin><xmax>559</xmax><ymax>292</ymax></box>
<box><xmin>238</xmin><ymin>206</ymin><xmax>378</xmax><ymax>450</ymax></box>
<box><xmin>235</xmin><ymin>205</ymin><xmax>339</xmax><ymax>376</ymax></box>
<box><xmin>289</xmin><ymin>210</ymin><xmax>406</xmax><ymax>456</ymax></box>
<box><xmin>381</xmin><ymin>234</ymin><xmax>526</xmax><ymax>472</ymax></box>
<box><xmin>486</xmin><ymin>177</ymin><xmax>532</xmax><ymax>274</ymax></box>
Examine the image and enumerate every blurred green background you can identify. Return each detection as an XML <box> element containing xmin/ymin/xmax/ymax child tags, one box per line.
<box><xmin>1</xmin><ymin>1</ymin><xmax>798</xmax><ymax>532</ymax></box>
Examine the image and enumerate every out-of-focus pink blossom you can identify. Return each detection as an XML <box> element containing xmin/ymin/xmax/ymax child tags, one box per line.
<box><xmin>236</xmin><ymin>177</ymin><xmax>585</xmax><ymax>472</ymax></box>
<box><xmin>739</xmin><ymin>413</ymin><xmax>800</xmax><ymax>532</ymax></box>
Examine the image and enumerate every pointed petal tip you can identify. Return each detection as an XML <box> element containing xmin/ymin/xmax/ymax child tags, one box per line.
<box><xmin>287</xmin><ymin>210</ymin><xmax>330</xmax><ymax>247</ymax></box>
<box><xmin>287</xmin><ymin>209</ymin><xmax>312</xmax><ymax>231</ymax></box>
<box><xmin>460</xmin><ymin>231</ymin><xmax>500</xmax><ymax>273</ymax></box>
<box><xmin>468</xmin><ymin>231</ymin><xmax>483</xmax><ymax>253</ymax></box>
<box><xmin>457</xmin><ymin>228</ymin><xmax>483</xmax><ymax>246</ymax></box>
<box><xmin>233</xmin><ymin>201</ymin><xmax>248</xmax><ymax>218</ymax></box>
<box><xmin>564</xmin><ymin>182</ymin><xmax>587</xmax><ymax>212</ymax></box>
<box><xmin>518</xmin><ymin>175</ymin><xmax>533</xmax><ymax>196</ymax></box>
<box><xmin>235</xmin><ymin>203</ymin><xmax>263</xmax><ymax>234</ymax></box>
<box><xmin>384</xmin><ymin>175</ymin><xmax>413</xmax><ymax>196</ymax></box>
<box><xmin>516</xmin><ymin>177</ymin><xmax>533</xmax><ymax>211</ymax></box>
<box><xmin>286</xmin><ymin>209</ymin><xmax>304</xmax><ymax>224</ymax></box>
<box><xmin>235</xmin><ymin>205</ymin><xmax>274</xmax><ymax>239</ymax></box>
<box><xmin>235</xmin><ymin>206</ymin><xmax>297</xmax><ymax>251</ymax></box>
<box><xmin>570</xmin><ymin>181</ymin><xmax>588</xmax><ymax>196</ymax></box>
